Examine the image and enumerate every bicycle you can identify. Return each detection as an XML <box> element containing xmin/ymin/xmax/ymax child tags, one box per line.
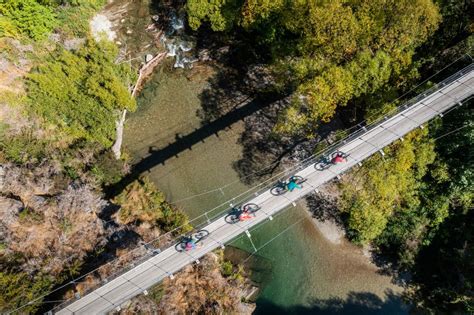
<box><xmin>224</xmin><ymin>203</ymin><xmax>261</xmax><ymax>224</ymax></box>
<box><xmin>314</xmin><ymin>151</ymin><xmax>348</xmax><ymax>171</ymax></box>
<box><xmin>175</xmin><ymin>229</ymin><xmax>210</xmax><ymax>252</ymax></box>
<box><xmin>270</xmin><ymin>175</ymin><xmax>307</xmax><ymax>196</ymax></box>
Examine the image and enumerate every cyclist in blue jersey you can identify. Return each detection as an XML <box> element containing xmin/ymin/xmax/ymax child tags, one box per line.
<box><xmin>286</xmin><ymin>177</ymin><xmax>302</xmax><ymax>192</ymax></box>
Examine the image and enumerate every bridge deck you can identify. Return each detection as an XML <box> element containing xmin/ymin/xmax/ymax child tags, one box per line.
<box><xmin>57</xmin><ymin>66</ymin><xmax>474</xmax><ymax>314</ymax></box>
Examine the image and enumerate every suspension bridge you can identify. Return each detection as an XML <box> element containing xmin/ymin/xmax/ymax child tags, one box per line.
<box><xmin>39</xmin><ymin>63</ymin><xmax>472</xmax><ymax>314</ymax></box>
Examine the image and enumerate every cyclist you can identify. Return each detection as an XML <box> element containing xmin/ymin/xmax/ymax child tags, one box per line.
<box><xmin>239</xmin><ymin>208</ymin><xmax>254</xmax><ymax>221</ymax></box>
<box><xmin>185</xmin><ymin>238</ymin><xmax>197</xmax><ymax>251</ymax></box>
<box><xmin>286</xmin><ymin>177</ymin><xmax>302</xmax><ymax>192</ymax></box>
<box><xmin>331</xmin><ymin>152</ymin><xmax>346</xmax><ymax>164</ymax></box>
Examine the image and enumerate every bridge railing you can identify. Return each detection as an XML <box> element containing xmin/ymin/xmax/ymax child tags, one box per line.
<box><xmin>49</xmin><ymin>62</ymin><xmax>473</xmax><ymax>313</ymax></box>
<box><xmin>293</xmin><ymin>62</ymin><xmax>474</xmax><ymax>171</ymax></box>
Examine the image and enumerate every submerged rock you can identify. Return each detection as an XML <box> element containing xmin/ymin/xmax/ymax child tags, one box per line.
<box><xmin>90</xmin><ymin>14</ymin><xmax>117</xmax><ymax>42</ymax></box>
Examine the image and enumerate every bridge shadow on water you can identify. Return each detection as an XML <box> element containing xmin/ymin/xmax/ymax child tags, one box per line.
<box><xmin>106</xmin><ymin>94</ymin><xmax>282</xmax><ymax>196</ymax></box>
<box><xmin>254</xmin><ymin>290</ymin><xmax>409</xmax><ymax>315</ymax></box>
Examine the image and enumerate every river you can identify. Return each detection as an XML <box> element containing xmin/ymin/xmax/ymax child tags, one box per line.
<box><xmin>123</xmin><ymin>60</ymin><xmax>409</xmax><ymax>314</ymax></box>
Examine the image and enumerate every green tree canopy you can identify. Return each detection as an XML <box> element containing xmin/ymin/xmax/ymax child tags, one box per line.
<box><xmin>186</xmin><ymin>0</ymin><xmax>441</xmax><ymax>136</ymax></box>
<box><xmin>0</xmin><ymin>271</ymin><xmax>53</xmax><ymax>313</ymax></box>
<box><xmin>27</xmin><ymin>39</ymin><xmax>136</xmax><ymax>147</ymax></box>
<box><xmin>186</xmin><ymin>0</ymin><xmax>241</xmax><ymax>31</ymax></box>
<box><xmin>339</xmin><ymin>128</ymin><xmax>436</xmax><ymax>244</ymax></box>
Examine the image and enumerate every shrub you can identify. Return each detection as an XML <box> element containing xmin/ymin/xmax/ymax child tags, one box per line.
<box><xmin>0</xmin><ymin>131</ymin><xmax>50</xmax><ymax>164</ymax></box>
<box><xmin>26</xmin><ymin>39</ymin><xmax>136</xmax><ymax>147</ymax></box>
<box><xmin>220</xmin><ymin>260</ymin><xmax>233</xmax><ymax>277</ymax></box>
<box><xmin>0</xmin><ymin>0</ymin><xmax>57</xmax><ymax>40</ymax></box>
<box><xmin>18</xmin><ymin>207</ymin><xmax>44</xmax><ymax>224</ymax></box>
<box><xmin>91</xmin><ymin>151</ymin><xmax>128</xmax><ymax>186</ymax></box>
<box><xmin>55</xmin><ymin>0</ymin><xmax>106</xmax><ymax>37</ymax></box>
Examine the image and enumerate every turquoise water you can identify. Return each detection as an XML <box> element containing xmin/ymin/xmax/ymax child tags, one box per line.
<box><xmin>229</xmin><ymin>208</ymin><xmax>408</xmax><ymax>314</ymax></box>
<box><xmin>124</xmin><ymin>64</ymin><xmax>409</xmax><ymax>314</ymax></box>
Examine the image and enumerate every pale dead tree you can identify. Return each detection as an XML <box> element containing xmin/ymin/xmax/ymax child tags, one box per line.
<box><xmin>0</xmin><ymin>162</ymin><xmax>112</xmax><ymax>277</ymax></box>
<box><xmin>111</xmin><ymin>109</ymin><xmax>127</xmax><ymax>159</ymax></box>
<box><xmin>111</xmin><ymin>52</ymin><xmax>167</xmax><ymax>159</ymax></box>
<box><xmin>112</xmin><ymin>46</ymin><xmax>132</xmax><ymax>160</ymax></box>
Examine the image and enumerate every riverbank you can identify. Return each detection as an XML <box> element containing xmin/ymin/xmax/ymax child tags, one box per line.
<box><xmin>112</xmin><ymin>251</ymin><xmax>256</xmax><ymax>314</ymax></box>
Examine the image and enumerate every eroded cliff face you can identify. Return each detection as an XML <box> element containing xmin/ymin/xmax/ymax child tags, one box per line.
<box><xmin>113</xmin><ymin>252</ymin><xmax>256</xmax><ymax>315</ymax></box>
<box><xmin>0</xmin><ymin>163</ymin><xmax>110</xmax><ymax>277</ymax></box>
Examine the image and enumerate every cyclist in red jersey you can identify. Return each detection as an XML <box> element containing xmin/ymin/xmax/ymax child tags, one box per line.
<box><xmin>332</xmin><ymin>153</ymin><xmax>346</xmax><ymax>164</ymax></box>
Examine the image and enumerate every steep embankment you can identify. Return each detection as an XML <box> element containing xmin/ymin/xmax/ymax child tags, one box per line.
<box><xmin>113</xmin><ymin>251</ymin><xmax>255</xmax><ymax>315</ymax></box>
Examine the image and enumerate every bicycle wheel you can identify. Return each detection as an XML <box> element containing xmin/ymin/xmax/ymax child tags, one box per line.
<box><xmin>315</xmin><ymin>161</ymin><xmax>329</xmax><ymax>171</ymax></box>
<box><xmin>243</xmin><ymin>203</ymin><xmax>260</xmax><ymax>214</ymax></box>
<box><xmin>175</xmin><ymin>241</ymin><xmax>186</xmax><ymax>252</ymax></box>
<box><xmin>225</xmin><ymin>213</ymin><xmax>240</xmax><ymax>224</ymax></box>
<box><xmin>270</xmin><ymin>185</ymin><xmax>286</xmax><ymax>196</ymax></box>
<box><xmin>331</xmin><ymin>151</ymin><xmax>347</xmax><ymax>159</ymax></box>
<box><xmin>194</xmin><ymin>229</ymin><xmax>210</xmax><ymax>241</ymax></box>
<box><xmin>291</xmin><ymin>175</ymin><xmax>307</xmax><ymax>184</ymax></box>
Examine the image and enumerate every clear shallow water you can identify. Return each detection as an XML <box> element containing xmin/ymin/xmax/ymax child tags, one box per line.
<box><xmin>124</xmin><ymin>64</ymin><xmax>409</xmax><ymax>314</ymax></box>
<box><xmin>232</xmin><ymin>208</ymin><xmax>408</xmax><ymax>314</ymax></box>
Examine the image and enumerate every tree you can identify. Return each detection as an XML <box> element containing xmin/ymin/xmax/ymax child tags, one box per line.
<box><xmin>114</xmin><ymin>177</ymin><xmax>191</xmax><ymax>233</ymax></box>
<box><xmin>0</xmin><ymin>271</ymin><xmax>53</xmax><ymax>313</ymax></box>
<box><xmin>114</xmin><ymin>177</ymin><xmax>166</xmax><ymax>225</ymax></box>
<box><xmin>186</xmin><ymin>0</ymin><xmax>441</xmax><ymax>136</ymax></box>
<box><xmin>186</xmin><ymin>0</ymin><xmax>240</xmax><ymax>31</ymax></box>
<box><xmin>240</xmin><ymin>0</ymin><xmax>284</xmax><ymax>27</ymax></box>
<box><xmin>26</xmin><ymin>39</ymin><xmax>136</xmax><ymax>147</ymax></box>
<box><xmin>273</xmin><ymin>0</ymin><xmax>441</xmax><ymax>135</ymax></box>
<box><xmin>339</xmin><ymin>128</ymin><xmax>436</xmax><ymax>244</ymax></box>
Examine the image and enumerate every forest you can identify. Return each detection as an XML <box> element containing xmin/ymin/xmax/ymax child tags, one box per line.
<box><xmin>0</xmin><ymin>0</ymin><xmax>472</xmax><ymax>313</ymax></box>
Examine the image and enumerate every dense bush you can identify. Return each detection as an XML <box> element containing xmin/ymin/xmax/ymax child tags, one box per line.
<box><xmin>27</xmin><ymin>39</ymin><xmax>136</xmax><ymax>147</ymax></box>
<box><xmin>55</xmin><ymin>0</ymin><xmax>106</xmax><ymax>37</ymax></box>
<box><xmin>339</xmin><ymin>128</ymin><xmax>436</xmax><ymax>244</ymax></box>
<box><xmin>0</xmin><ymin>0</ymin><xmax>57</xmax><ymax>40</ymax></box>
<box><xmin>0</xmin><ymin>271</ymin><xmax>53</xmax><ymax>313</ymax></box>
<box><xmin>338</xmin><ymin>102</ymin><xmax>473</xmax><ymax>311</ymax></box>
<box><xmin>0</xmin><ymin>131</ymin><xmax>50</xmax><ymax>164</ymax></box>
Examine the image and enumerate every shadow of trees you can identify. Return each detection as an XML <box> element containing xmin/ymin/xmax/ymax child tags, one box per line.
<box><xmin>232</xmin><ymin>99</ymin><xmax>344</xmax><ymax>185</ymax></box>
<box><xmin>407</xmin><ymin>205</ymin><xmax>474</xmax><ymax>313</ymax></box>
<box><xmin>233</xmin><ymin>97</ymin><xmax>307</xmax><ymax>185</ymax></box>
<box><xmin>197</xmin><ymin>65</ymin><xmax>255</xmax><ymax>124</ymax></box>
<box><xmin>254</xmin><ymin>290</ymin><xmax>409</xmax><ymax>315</ymax></box>
<box><xmin>305</xmin><ymin>191</ymin><xmax>345</xmax><ymax>227</ymax></box>
<box><xmin>194</xmin><ymin>46</ymin><xmax>313</xmax><ymax>185</ymax></box>
<box><xmin>194</xmin><ymin>60</ymin><xmax>346</xmax><ymax>186</ymax></box>
<box><xmin>195</xmin><ymin>37</ymin><xmax>279</xmax><ymax>124</ymax></box>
